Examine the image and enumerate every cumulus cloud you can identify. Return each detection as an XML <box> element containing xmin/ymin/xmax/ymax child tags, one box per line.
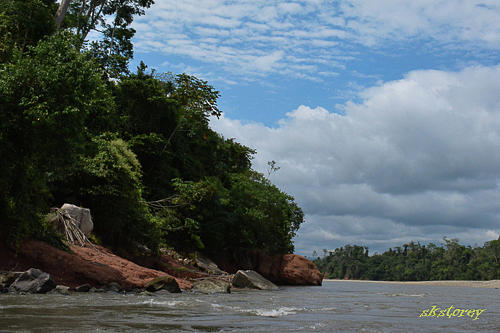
<box><xmin>132</xmin><ymin>1</ymin><xmax>500</xmax><ymax>80</ymax></box>
<box><xmin>211</xmin><ymin>65</ymin><xmax>500</xmax><ymax>255</ymax></box>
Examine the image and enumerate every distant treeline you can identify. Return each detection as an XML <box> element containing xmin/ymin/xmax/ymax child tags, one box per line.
<box><xmin>313</xmin><ymin>238</ymin><xmax>500</xmax><ymax>281</ymax></box>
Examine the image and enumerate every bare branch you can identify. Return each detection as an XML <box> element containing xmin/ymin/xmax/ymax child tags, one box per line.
<box><xmin>52</xmin><ymin>209</ymin><xmax>96</xmax><ymax>249</ymax></box>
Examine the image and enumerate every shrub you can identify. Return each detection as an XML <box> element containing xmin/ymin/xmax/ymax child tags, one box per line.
<box><xmin>76</xmin><ymin>136</ymin><xmax>160</xmax><ymax>252</ymax></box>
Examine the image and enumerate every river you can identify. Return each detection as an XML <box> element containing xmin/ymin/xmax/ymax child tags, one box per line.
<box><xmin>1</xmin><ymin>281</ymin><xmax>498</xmax><ymax>332</ymax></box>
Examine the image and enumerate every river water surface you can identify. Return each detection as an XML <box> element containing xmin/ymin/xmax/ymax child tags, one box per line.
<box><xmin>1</xmin><ymin>281</ymin><xmax>498</xmax><ymax>332</ymax></box>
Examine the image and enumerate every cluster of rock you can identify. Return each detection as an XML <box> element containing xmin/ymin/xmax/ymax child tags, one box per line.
<box><xmin>187</xmin><ymin>254</ymin><xmax>321</xmax><ymax>293</ymax></box>
<box><xmin>194</xmin><ymin>254</ymin><xmax>227</xmax><ymax>276</ymax></box>
<box><xmin>263</xmin><ymin>253</ymin><xmax>323</xmax><ymax>286</ymax></box>
<box><xmin>1</xmin><ymin>204</ymin><xmax>322</xmax><ymax>296</ymax></box>
<box><xmin>0</xmin><ymin>269</ymin><xmax>129</xmax><ymax>295</ymax></box>
<box><xmin>144</xmin><ymin>276</ymin><xmax>181</xmax><ymax>293</ymax></box>
<box><xmin>54</xmin><ymin>203</ymin><xmax>322</xmax><ymax>286</ymax></box>
<box><xmin>219</xmin><ymin>251</ymin><xmax>323</xmax><ymax>286</ymax></box>
<box><xmin>192</xmin><ymin>278</ymin><xmax>232</xmax><ymax>294</ymax></box>
<box><xmin>176</xmin><ymin>270</ymin><xmax>279</xmax><ymax>294</ymax></box>
<box><xmin>189</xmin><ymin>269</ymin><xmax>281</xmax><ymax>294</ymax></box>
<box><xmin>1</xmin><ymin>269</ymin><xmax>55</xmax><ymax>294</ymax></box>
<box><xmin>1</xmin><ymin>268</ymin><xmax>291</xmax><ymax>295</ymax></box>
<box><xmin>0</xmin><ymin>251</ymin><xmax>322</xmax><ymax>295</ymax></box>
<box><xmin>231</xmin><ymin>270</ymin><xmax>279</xmax><ymax>290</ymax></box>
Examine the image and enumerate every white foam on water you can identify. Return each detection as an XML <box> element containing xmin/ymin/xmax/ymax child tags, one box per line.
<box><xmin>141</xmin><ymin>299</ymin><xmax>183</xmax><ymax>307</ymax></box>
<box><xmin>242</xmin><ymin>306</ymin><xmax>303</xmax><ymax>317</ymax></box>
<box><xmin>209</xmin><ymin>302</ymin><xmax>234</xmax><ymax>311</ymax></box>
<box><xmin>317</xmin><ymin>306</ymin><xmax>337</xmax><ymax>311</ymax></box>
<box><xmin>385</xmin><ymin>293</ymin><xmax>425</xmax><ymax>297</ymax></box>
<box><xmin>297</xmin><ymin>322</ymin><xmax>327</xmax><ymax>331</ymax></box>
<box><xmin>309</xmin><ymin>322</ymin><xmax>326</xmax><ymax>330</ymax></box>
<box><xmin>206</xmin><ymin>302</ymin><xmax>300</xmax><ymax>317</ymax></box>
<box><xmin>254</xmin><ymin>308</ymin><xmax>296</xmax><ymax>317</ymax></box>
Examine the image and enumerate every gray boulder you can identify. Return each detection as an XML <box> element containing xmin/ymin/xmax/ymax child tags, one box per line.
<box><xmin>145</xmin><ymin>276</ymin><xmax>181</xmax><ymax>293</ymax></box>
<box><xmin>105</xmin><ymin>282</ymin><xmax>121</xmax><ymax>293</ymax></box>
<box><xmin>9</xmin><ymin>268</ymin><xmax>56</xmax><ymax>294</ymax></box>
<box><xmin>90</xmin><ymin>287</ymin><xmax>106</xmax><ymax>293</ymax></box>
<box><xmin>194</xmin><ymin>254</ymin><xmax>226</xmax><ymax>275</ymax></box>
<box><xmin>192</xmin><ymin>279</ymin><xmax>231</xmax><ymax>294</ymax></box>
<box><xmin>0</xmin><ymin>271</ymin><xmax>23</xmax><ymax>289</ymax></box>
<box><xmin>51</xmin><ymin>285</ymin><xmax>70</xmax><ymax>295</ymax></box>
<box><xmin>231</xmin><ymin>270</ymin><xmax>279</xmax><ymax>290</ymax></box>
<box><xmin>61</xmin><ymin>203</ymin><xmax>94</xmax><ymax>236</ymax></box>
<box><xmin>75</xmin><ymin>284</ymin><xmax>91</xmax><ymax>292</ymax></box>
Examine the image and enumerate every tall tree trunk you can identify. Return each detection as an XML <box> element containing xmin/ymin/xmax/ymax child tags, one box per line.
<box><xmin>55</xmin><ymin>0</ymin><xmax>72</xmax><ymax>29</ymax></box>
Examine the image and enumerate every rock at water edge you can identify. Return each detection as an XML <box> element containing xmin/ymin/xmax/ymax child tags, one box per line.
<box><xmin>232</xmin><ymin>270</ymin><xmax>279</xmax><ymax>290</ymax></box>
<box><xmin>75</xmin><ymin>284</ymin><xmax>91</xmax><ymax>292</ymax></box>
<box><xmin>192</xmin><ymin>279</ymin><xmax>231</xmax><ymax>294</ymax></box>
<box><xmin>9</xmin><ymin>268</ymin><xmax>56</xmax><ymax>294</ymax></box>
<box><xmin>145</xmin><ymin>276</ymin><xmax>181</xmax><ymax>293</ymax></box>
<box><xmin>279</xmin><ymin>254</ymin><xmax>323</xmax><ymax>286</ymax></box>
<box><xmin>0</xmin><ymin>271</ymin><xmax>23</xmax><ymax>290</ymax></box>
<box><xmin>52</xmin><ymin>285</ymin><xmax>70</xmax><ymax>295</ymax></box>
<box><xmin>194</xmin><ymin>254</ymin><xmax>227</xmax><ymax>275</ymax></box>
<box><xmin>106</xmin><ymin>282</ymin><xmax>121</xmax><ymax>293</ymax></box>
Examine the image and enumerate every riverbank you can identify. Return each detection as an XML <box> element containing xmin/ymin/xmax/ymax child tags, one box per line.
<box><xmin>1</xmin><ymin>239</ymin><xmax>322</xmax><ymax>293</ymax></box>
<box><xmin>324</xmin><ymin>279</ymin><xmax>500</xmax><ymax>288</ymax></box>
<box><xmin>0</xmin><ymin>240</ymin><xmax>193</xmax><ymax>291</ymax></box>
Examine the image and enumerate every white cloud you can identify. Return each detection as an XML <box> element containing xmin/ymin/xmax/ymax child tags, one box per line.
<box><xmin>132</xmin><ymin>1</ymin><xmax>500</xmax><ymax>80</ymax></box>
<box><xmin>318</xmin><ymin>71</ymin><xmax>339</xmax><ymax>77</ymax></box>
<box><xmin>253</xmin><ymin>51</ymin><xmax>285</xmax><ymax>72</ymax></box>
<box><xmin>339</xmin><ymin>0</ymin><xmax>500</xmax><ymax>47</ymax></box>
<box><xmin>211</xmin><ymin>65</ymin><xmax>500</xmax><ymax>255</ymax></box>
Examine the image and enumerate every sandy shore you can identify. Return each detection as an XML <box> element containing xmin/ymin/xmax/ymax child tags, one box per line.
<box><xmin>324</xmin><ymin>279</ymin><xmax>500</xmax><ymax>289</ymax></box>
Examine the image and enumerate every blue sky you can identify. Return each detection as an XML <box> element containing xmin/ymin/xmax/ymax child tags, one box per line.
<box><xmin>131</xmin><ymin>1</ymin><xmax>500</xmax><ymax>255</ymax></box>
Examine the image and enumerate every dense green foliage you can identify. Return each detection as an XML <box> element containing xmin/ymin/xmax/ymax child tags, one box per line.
<box><xmin>0</xmin><ymin>0</ymin><xmax>57</xmax><ymax>62</ymax></box>
<box><xmin>313</xmin><ymin>238</ymin><xmax>500</xmax><ymax>281</ymax></box>
<box><xmin>61</xmin><ymin>0</ymin><xmax>155</xmax><ymax>77</ymax></box>
<box><xmin>0</xmin><ymin>30</ymin><xmax>110</xmax><ymax>245</ymax></box>
<box><xmin>158</xmin><ymin>172</ymin><xmax>303</xmax><ymax>255</ymax></box>
<box><xmin>0</xmin><ymin>1</ymin><xmax>304</xmax><ymax>256</ymax></box>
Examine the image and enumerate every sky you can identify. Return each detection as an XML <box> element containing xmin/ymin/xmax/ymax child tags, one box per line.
<box><xmin>130</xmin><ymin>0</ymin><xmax>500</xmax><ymax>256</ymax></box>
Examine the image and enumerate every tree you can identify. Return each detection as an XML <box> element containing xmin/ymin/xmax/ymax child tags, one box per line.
<box><xmin>74</xmin><ymin>135</ymin><xmax>160</xmax><ymax>251</ymax></box>
<box><xmin>0</xmin><ymin>0</ymin><xmax>57</xmax><ymax>62</ymax></box>
<box><xmin>313</xmin><ymin>238</ymin><xmax>499</xmax><ymax>281</ymax></box>
<box><xmin>0</xmin><ymin>31</ymin><xmax>111</xmax><ymax>243</ymax></box>
<box><xmin>55</xmin><ymin>0</ymin><xmax>70</xmax><ymax>28</ymax></box>
<box><xmin>1</xmin><ymin>0</ymin><xmax>308</xmax><ymax>260</ymax></box>
<box><xmin>218</xmin><ymin>171</ymin><xmax>304</xmax><ymax>254</ymax></box>
<box><xmin>161</xmin><ymin>171</ymin><xmax>304</xmax><ymax>255</ymax></box>
<box><xmin>56</xmin><ymin>0</ymin><xmax>154</xmax><ymax>76</ymax></box>
<box><xmin>113</xmin><ymin>67</ymin><xmax>234</xmax><ymax>200</ymax></box>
